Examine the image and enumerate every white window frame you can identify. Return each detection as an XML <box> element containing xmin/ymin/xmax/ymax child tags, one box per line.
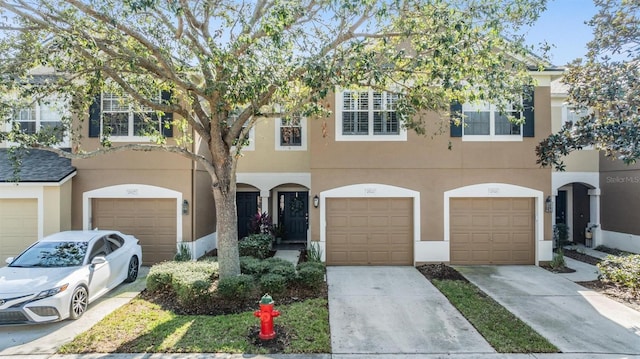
<box><xmin>100</xmin><ymin>92</ymin><xmax>162</xmax><ymax>142</ymax></box>
<box><xmin>229</xmin><ymin>110</ymin><xmax>255</xmax><ymax>152</ymax></box>
<box><xmin>275</xmin><ymin>115</ymin><xmax>307</xmax><ymax>151</ymax></box>
<box><xmin>335</xmin><ymin>88</ymin><xmax>407</xmax><ymax>141</ymax></box>
<box><xmin>562</xmin><ymin>104</ymin><xmax>593</xmax><ymax>150</ymax></box>
<box><xmin>8</xmin><ymin>97</ymin><xmax>70</xmax><ymax>148</ymax></box>
<box><xmin>462</xmin><ymin>101</ymin><xmax>523</xmax><ymax>142</ymax></box>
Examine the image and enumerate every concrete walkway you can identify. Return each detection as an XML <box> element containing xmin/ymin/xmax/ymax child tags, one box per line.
<box><xmin>456</xmin><ymin>265</ymin><xmax>640</xmax><ymax>355</ymax></box>
<box><xmin>327</xmin><ymin>266</ymin><xmax>495</xmax><ymax>355</ymax></box>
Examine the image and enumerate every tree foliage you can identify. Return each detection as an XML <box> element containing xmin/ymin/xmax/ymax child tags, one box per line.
<box><xmin>537</xmin><ymin>0</ymin><xmax>640</xmax><ymax>169</ymax></box>
<box><xmin>0</xmin><ymin>0</ymin><xmax>546</xmax><ymax>277</ymax></box>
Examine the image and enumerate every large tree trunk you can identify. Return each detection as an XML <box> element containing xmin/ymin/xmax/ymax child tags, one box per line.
<box><xmin>213</xmin><ymin>183</ymin><xmax>241</xmax><ymax>278</ymax></box>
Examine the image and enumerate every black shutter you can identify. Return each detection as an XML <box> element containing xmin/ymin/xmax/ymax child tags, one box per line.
<box><xmin>88</xmin><ymin>95</ymin><xmax>101</xmax><ymax>138</ymax></box>
<box><xmin>522</xmin><ymin>86</ymin><xmax>535</xmax><ymax>137</ymax></box>
<box><xmin>161</xmin><ymin>90</ymin><xmax>173</xmax><ymax>137</ymax></box>
<box><xmin>450</xmin><ymin>101</ymin><xmax>463</xmax><ymax>137</ymax></box>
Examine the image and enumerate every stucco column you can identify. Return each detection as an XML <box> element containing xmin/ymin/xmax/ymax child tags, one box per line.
<box><xmin>260</xmin><ymin>190</ymin><xmax>270</xmax><ymax>214</ymax></box>
<box><xmin>588</xmin><ymin>188</ymin><xmax>602</xmax><ymax>247</ymax></box>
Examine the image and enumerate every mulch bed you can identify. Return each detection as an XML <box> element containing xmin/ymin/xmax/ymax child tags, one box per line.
<box><xmin>416</xmin><ymin>263</ymin><xmax>468</xmax><ymax>281</ymax></box>
<box><xmin>563</xmin><ymin>249</ymin><xmax>601</xmax><ymax>265</ymax></box>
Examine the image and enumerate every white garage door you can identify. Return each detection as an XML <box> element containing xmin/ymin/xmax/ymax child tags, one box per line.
<box><xmin>0</xmin><ymin>199</ymin><xmax>38</xmax><ymax>263</ymax></box>
<box><xmin>92</xmin><ymin>198</ymin><xmax>177</xmax><ymax>265</ymax></box>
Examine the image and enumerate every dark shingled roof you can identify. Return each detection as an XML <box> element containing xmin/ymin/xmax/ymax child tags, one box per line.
<box><xmin>0</xmin><ymin>149</ymin><xmax>76</xmax><ymax>183</ymax></box>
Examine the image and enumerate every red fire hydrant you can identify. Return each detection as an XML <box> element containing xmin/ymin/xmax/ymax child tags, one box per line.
<box><xmin>254</xmin><ymin>294</ymin><xmax>280</xmax><ymax>340</ymax></box>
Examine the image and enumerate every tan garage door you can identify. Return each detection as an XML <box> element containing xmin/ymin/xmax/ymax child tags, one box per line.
<box><xmin>450</xmin><ymin>198</ymin><xmax>534</xmax><ymax>265</ymax></box>
<box><xmin>92</xmin><ymin>198</ymin><xmax>177</xmax><ymax>265</ymax></box>
<box><xmin>0</xmin><ymin>199</ymin><xmax>38</xmax><ymax>263</ymax></box>
<box><xmin>326</xmin><ymin>198</ymin><xmax>413</xmax><ymax>265</ymax></box>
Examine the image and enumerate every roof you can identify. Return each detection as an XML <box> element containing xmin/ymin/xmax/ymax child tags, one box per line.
<box><xmin>0</xmin><ymin>148</ymin><xmax>76</xmax><ymax>183</ymax></box>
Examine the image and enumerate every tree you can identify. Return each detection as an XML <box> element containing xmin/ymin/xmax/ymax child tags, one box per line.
<box><xmin>0</xmin><ymin>0</ymin><xmax>547</xmax><ymax>278</ymax></box>
<box><xmin>536</xmin><ymin>0</ymin><xmax>640</xmax><ymax>169</ymax></box>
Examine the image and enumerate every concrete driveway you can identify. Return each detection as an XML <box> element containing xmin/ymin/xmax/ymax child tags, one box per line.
<box><xmin>327</xmin><ymin>266</ymin><xmax>495</xmax><ymax>355</ymax></box>
<box><xmin>0</xmin><ymin>267</ymin><xmax>147</xmax><ymax>356</ymax></box>
<box><xmin>457</xmin><ymin>265</ymin><xmax>640</xmax><ymax>355</ymax></box>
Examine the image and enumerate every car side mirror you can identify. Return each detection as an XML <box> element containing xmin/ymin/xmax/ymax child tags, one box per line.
<box><xmin>91</xmin><ymin>256</ymin><xmax>107</xmax><ymax>265</ymax></box>
<box><xmin>5</xmin><ymin>257</ymin><xmax>14</xmax><ymax>265</ymax></box>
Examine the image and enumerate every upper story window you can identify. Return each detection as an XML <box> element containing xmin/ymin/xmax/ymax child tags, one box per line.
<box><xmin>229</xmin><ymin>110</ymin><xmax>255</xmax><ymax>151</ymax></box>
<box><xmin>89</xmin><ymin>91</ymin><xmax>173</xmax><ymax>140</ymax></box>
<box><xmin>335</xmin><ymin>89</ymin><xmax>407</xmax><ymax>141</ymax></box>
<box><xmin>562</xmin><ymin>105</ymin><xmax>589</xmax><ymax>127</ymax></box>
<box><xmin>11</xmin><ymin>98</ymin><xmax>69</xmax><ymax>147</ymax></box>
<box><xmin>461</xmin><ymin>101</ymin><xmax>523</xmax><ymax>141</ymax></box>
<box><xmin>276</xmin><ymin>114</ymin><xmax>307</xmax><ymax>151</ymax></box>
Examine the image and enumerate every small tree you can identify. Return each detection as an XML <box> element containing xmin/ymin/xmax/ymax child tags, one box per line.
<box><xmin>537</xmin><ymin>0</ymin><xmax>640</xmax><ymax>169</ymax></box>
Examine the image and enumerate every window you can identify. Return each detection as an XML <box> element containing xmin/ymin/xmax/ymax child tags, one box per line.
<box><xmin>276</xmin><ymin>115</ymin><xmax>307</xmax><ymax>150</ymax></box>
<box><xmin>100</xmin><ymin>92</ymin><xmax>162</xmax><ymax>139</ymax></box>
<box><xmin>229</xmin><ymin>109</ymin><xmax>255</xmax><ymax>151</ymax></box>
<box><xmin>563</xmin><ymin>105</ymin><xmax>589</xmax><ymax>127</ymax></box>
<box><xmin>336</xmin><ymin>89</ymin><xmax>406</xmax><ymax>141</ymax></box>
<box><xmin>12</xmin><ymin>99</ymin><xmax>68</xmax><ymax>146</ymax></box>
<box><xmin>462</xmin><ymin>101</ymin><xmax>522</xmax><ymax>141</ymax></box>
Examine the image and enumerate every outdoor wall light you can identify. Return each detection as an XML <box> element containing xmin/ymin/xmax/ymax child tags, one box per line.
<box><xmin>313</xmin><ymin>195</ymin><xmax>319</xmax><ymax>208</ymax></box>
<box><xmin>545</xmin><ymin>196</ymin><xmax>553</xmax><ymax>213</ymax></box>
<box><xmin>182</xmin><ymin>199</ymin><xmax>189</xmax><ymax>215</ymax></box>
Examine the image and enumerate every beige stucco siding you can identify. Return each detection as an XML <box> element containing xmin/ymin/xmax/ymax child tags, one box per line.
<box><xmin>235</xmin><ymin>118</ymin><xmax>310</xmax><ymax>173</ymax></box>
<box><xmin>71</xmin><ymin>151</ymin><xmax>194</xmax><ymax>241</ymax></box>
<box><xmin>195</xmin><ymin>169</ymin><xmax>216</xmax><ymax>239</ymax></box>
<box><xmin>309</xmin><ymin>86</ymin><xmax>553</xmax><ymax>245</ymax></box>
<box><xmin>43</xmin><ymin>186</ymin><xmax>61</xmax><ymax>236</ymax></box>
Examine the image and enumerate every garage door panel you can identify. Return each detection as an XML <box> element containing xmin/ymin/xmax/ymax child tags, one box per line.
<box><xmin>327</xmin><ymin>216</ymin><xmax>348</xmax><ymax>227</ymax></box>
<box><xmin>0</xmin><ymin>199</ymin><xmax>38</xmax><ymax>263</ymax></box>
<box><xmin>326</xmin><ymin>198</ymin><xmax>412</xmax><ymax>266</ymax></box>
<box><xmin>350</xmin><ymin>216</ymin><xmax>369</xmax><ymax>227</ymax></box>
<box><xmin>370</xmin><ymin>216</ymin><xmax>390</xmax><ymax>226</ymax></box>
<box><xmin>451</xmin><ymin>198</ymin><xmax>534</xmax><ymax>265</ymax></box>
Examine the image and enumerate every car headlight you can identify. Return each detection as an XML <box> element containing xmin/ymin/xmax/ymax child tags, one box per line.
<box><xmin>32</xmin><ymin>283</ymin><xmax>69</xmax><ymax>301</ymax></box>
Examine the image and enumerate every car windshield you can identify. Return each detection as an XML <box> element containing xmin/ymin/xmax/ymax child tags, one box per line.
<box><xmin>10</xmin><ymin>241</ymin><xmax>88</xmax><ymax>268</ymax></box>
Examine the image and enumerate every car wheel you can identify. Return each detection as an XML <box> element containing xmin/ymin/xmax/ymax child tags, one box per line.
<box><xmin>69</xmin><ymin>286</ymin><xmax>88</xmax><ymax>320</ymax></box>
<box><xmin>124</xmin><ymin>256</ymin><xmax>139</xmax><ymax>283</ymax></box>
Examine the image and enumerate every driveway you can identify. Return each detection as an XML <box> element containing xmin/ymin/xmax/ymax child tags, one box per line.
<box><xmin>0</xmin><ymin>267</ymin><xmax>147</xmax><ymax>356</ymax></box>
<box><xmin>327</xmin><ymin>266</ymin><xmax>495</xmax><ymax>355</ymax></box>
<box><xmin>457</xmin><ymin>265</ymin><xmax>640</xmax><ymax>355</ymax></box>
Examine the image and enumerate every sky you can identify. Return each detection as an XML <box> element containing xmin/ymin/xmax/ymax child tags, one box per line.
<box><xmin>523</xmin><ymin>0</ymin><xmax>598</xmax><ymax>67</ymax></box>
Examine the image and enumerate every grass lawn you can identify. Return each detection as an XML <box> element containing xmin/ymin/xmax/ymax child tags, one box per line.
<box><xmin>59</xmin><ymin>297</ymin><xmax>330</xmax><ymax>354</ymax></box>
<box><xmin>432</xmin><ymin>279</ymin><xmax>558</xmax><ymax>353</ymax></box>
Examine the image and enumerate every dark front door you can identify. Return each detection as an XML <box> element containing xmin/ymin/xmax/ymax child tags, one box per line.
<box><xmin>555</xmin><ymin>190</ymin><xmax>567</xmax><ymax>225</ymax></box>
<box><xmin>573</xmin><ymin>184</ymin><xmax>591</xmax><ymax>244</ymax></box>
<box><xmin>279</xmin><ymin>191</ymin><xmax>308</xmax><ymax>242</ymax></box>
<box><xmin>237</xmin><ymin>192</ymin><xmax>259</xmax><ymax>240</ymax></box>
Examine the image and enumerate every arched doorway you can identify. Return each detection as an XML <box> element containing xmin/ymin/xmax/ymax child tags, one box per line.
<box><xmin>555</xmin><ymin>182</ymin><xmax>597</xmax><ymax>246</ymax></box>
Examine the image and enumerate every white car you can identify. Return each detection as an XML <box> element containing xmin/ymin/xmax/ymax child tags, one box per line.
<box><xmin>0</xmin><ymin>230</ymin><xmax>142</xmax><ymax>324</ymax></box>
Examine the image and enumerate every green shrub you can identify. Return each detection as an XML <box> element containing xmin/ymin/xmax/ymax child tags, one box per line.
<box><xmin>147</xmin><ymin>261</ymin><xmax>218</xmax><ymax>305</ymax></box>
<box><xmin>259</xmin><ymin>273</ymin><xmax>287</xmax><ymax>295</ymax></box>
<box><xmin>550</xmin><ymin>249</ymin><xmax>566</xmax><ymax>270</ymax></box>
<box><xmin>307</xmin><ymin>241</ymin><xmax>323</xmax><ymax>262</ymax></box>
<box><xmin>174</xmin><ymin>243</ymin><xmax>192</xmax><ymax>261</ymax></box>
<box><xmin>262</xmin><ymin>257</ymin><xmax>296</xmax><ymax>282</ymax></box>
<box><xmin>217</xmin><ymin>274</ymin><xmax>256</xmax><ymax>299</ymax></box>
<box><xmin>240</xmin><ymin>256</ymin><xmax>269</xmax><ymax>276</ymax></box>
<box><xmin>297</xmin><ymin>261</ymin><xmax>325</xmax><ymax>272</ymax></box>
<box><xmin>297</xmin><ymin>264</ymin><xmax>325</xmax><ymax>289</ymax></box>
<box><xmin>598</xmin><ymin>254</ymin><xmax>640</xmax><ymax>290</ymax></box>
<box><xmin>238</xmin><ymin>233</ymin><xmax>273</xmax><ymax>259</ymax></box>
<box><xmin>147</xmin><ymin>261</ymin><xmax>185</xmax><ymax>292</ymax></box>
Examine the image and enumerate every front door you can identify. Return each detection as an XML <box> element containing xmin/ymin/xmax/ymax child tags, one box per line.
<box><xmin>278</xmin><ymin>191</ymin><xmax>308</xmax><ymax>242</ymax></box>
<box><xmin>237</xmin><ymin>192</ymin><xmax>259</xmax><ymax>240</ymax></box>
<box><xmin>555</xmin><ymin>190</ymin><xmax>567</xmax><ymax>225</ymax></box>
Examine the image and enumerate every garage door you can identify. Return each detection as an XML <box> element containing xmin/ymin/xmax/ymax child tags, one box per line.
<box><xmin>92</xmin><ymin>198</ymin><xmax>177</xmax><ymax>265</ymax></box>
<box><xmin>450</xmin><ymin>198</ymin><xmax>534</xmax><ymax>265</ymax></box>
<box><xmin>0</xmin><ymin>199</ymin><xmax>38</xmax><ymax>263</ymax></box>
<box><xmin>326</xmin><ymin>198</ymin><xmax>413</xmax><ymax>265</ymax></box>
